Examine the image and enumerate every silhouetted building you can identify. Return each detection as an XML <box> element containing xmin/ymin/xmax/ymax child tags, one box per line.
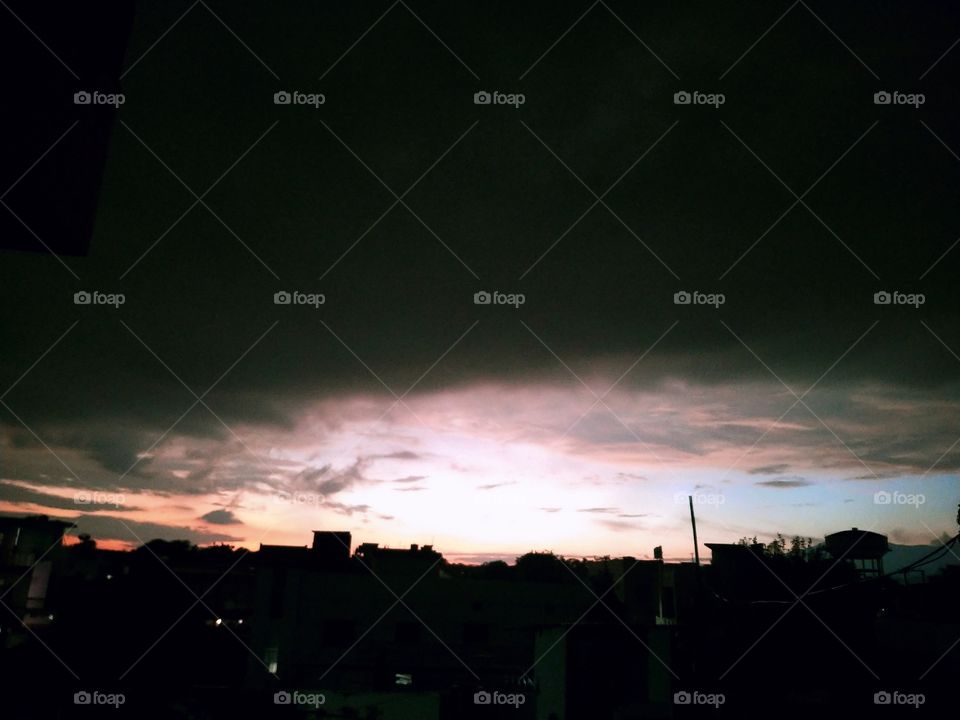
<box><xmin>312</xmin><ymin>530</ymin><xmax>352</xmax><ymax>561</ymax></box>
<box><xmin>704</xmin><ymin>542</ymin><xmax>773</xmax><ymax>602</ymax></box>
<box><xmin>824</xmin><ymin>527</ymin><xmax>890</xmax><ymax>578</ymax></box>
<box><xmin>242</xmin><ymin>534</ymin><xmax>708</xmax><ymax>718</ymax></box>
<box><xmin>0</xmin><ymin>514</ymin><xmax>74</xmax><ymax>565</ymax></box>
<box><xmin>0</xmin><ymin>515</ymin><xmax>74</xmax><ymax>626</ymax></box>
<box><xmin>355</xmin><ymin>541</ymin><xmax>442</xmax><ymax>575</ymax></box>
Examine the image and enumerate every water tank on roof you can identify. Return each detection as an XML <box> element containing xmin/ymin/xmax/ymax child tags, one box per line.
<box><xmin>823</xmin><ymin>528</ymin><xmax>889</xmax><ymax>560</ymax></box>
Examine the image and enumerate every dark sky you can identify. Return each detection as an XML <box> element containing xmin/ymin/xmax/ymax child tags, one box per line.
<box><xmin>1</xmin><ymin>1</ymin><xmax>958</xmax><ymax>554</ymax></box>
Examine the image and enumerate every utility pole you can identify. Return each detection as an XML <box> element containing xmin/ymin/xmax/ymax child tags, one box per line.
<box><xmin>688</xmin><ymin>495</ymin><xmax>700</xmax><ymax>566</ymax></box>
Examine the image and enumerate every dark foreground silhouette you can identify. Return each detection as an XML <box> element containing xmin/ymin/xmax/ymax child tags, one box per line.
<box><xmin>1</xmin><ymin>514</ymin><xmax>958</xmax><ymax>718</ymax></box>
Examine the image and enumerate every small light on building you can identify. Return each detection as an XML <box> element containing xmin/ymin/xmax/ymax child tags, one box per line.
<box><xmin>238</xmin><ymin>618</ymin><xmax>243</xmax><ymax>625</ymax></box>
<box><xmin>215</xmin><ymin>618</ymin><xmax>222</xmax><ymax>626</ymax></box>
<box><xmin>395</xmin><ymin>673</ymin><xmax>413</xmax><ymax>686</ymax></box>
<box><xmin>106</xmin><ymin>574</ymin><xmax>113</xmax><ymax>580</ymax></box>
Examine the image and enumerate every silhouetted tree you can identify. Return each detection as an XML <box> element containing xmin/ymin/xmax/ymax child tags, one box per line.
<box><xmin>134</xmin><ymin>538</ymin><xmax>196</xmax><ymax>562</ymax></box>
<box><xmin>766</xmin><ymin>534</ymin><xmax>786</xmax><ymax>557</ymax></box>
<box><xmin>788</xmin><ymin>536</ymin><xmax>817</xmax><ymax>560</ymax></box>
<box><xmin>476</xmin><ymin>559</ymin><xmax>510</xmax><ymax>580</ymax></box>
<box><xmin>515</xmin><ymin>552</ymin><xmax>568</xmax><ymax>582</ymax></box>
